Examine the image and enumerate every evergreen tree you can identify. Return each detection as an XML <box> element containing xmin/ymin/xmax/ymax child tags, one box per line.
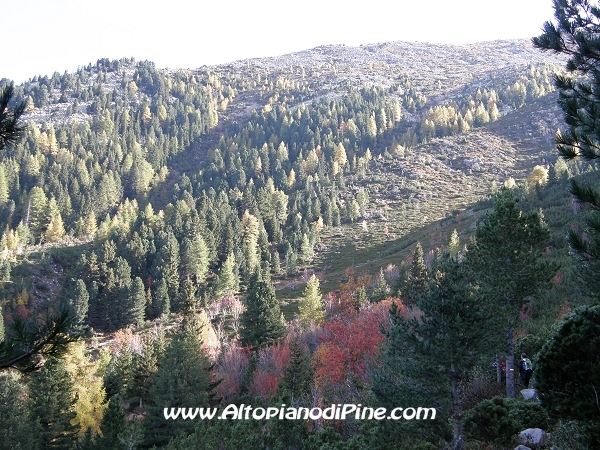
<box><xmin>103</xmin><ymin>348</ymin><xmax>133</xmax><ymax>400</ymax></box>
<box><xmin>28</xmin><ymin>357</ymin><xmax>78</xmax><ymax>450</ymax></box>
<box><xmin>0</xmin><ymin>164</ymin><xmax>9</xmax><ymax>208</ymax></box>
<box><xmin>534</xmin><ymin>1</ymin><xmax>600</xmax><ymax>301</ymax></box>
<box><xmin>0</xmin><ymin>84</ymin><xmax>25</xmax><ymax>155</ymax></box>
<box><xmin>0</xmin><ymin>372</ymin><xmax>35</xmax><ymax>450</ymax></box>
<box><xmin>98</xmin><ymin>394</ymin><xmax>127</xmax><ymax>450</ymax></box>
<box><xmin>372</xmin><ymin>267</ymin><xmax>390</xmax><ymax>302</ymax></box>
<box><xmin>241</xmin><ymin>210</ymin><xmax>261</xmax><ymax>278</ymax></box>
<box><xmin>300</xmin><ymin>232</ymin><xmax>313</xmax><ymax>266</ymax></box>
<box><xmin>216</xmin><ymin>251</ymin><xmax>239</xmax><ymax>299</ymax></box>
<box><xmin>374</xmin><ymin>252</ymin><xmax>486</xmax><ymax>449</ymax></box>
<box><xmin>298</xmin><ymin>274</ymin><xmax>325</xmax><ymax>329</ymax></box>
<box><xmin>0</xmin><ymin>307</ymin><xmax>75</xmax><ymax>372</ymax></box>
<box><xmin>277</xmin><ymin>338</ymin><xmax>314</xmax><ymax>402</ymax></box>
<box><xmin>182</xmin><ymin>235</ymin><xmax>210</xmax><ymax>285</ymax></box>
<box><xmin>124</xmin><ymin>276</ymin><xmax>146</xmax><ymax>326</ymax></box>
<box><xmin>448</xmin><ymin>229</ymin><xmax>460</xmax><ymax>257</ymax></box>
<box><xmin>69</xmin><ymin>279</ymin><xmax>89</xmax><ymax>333</ymax></box>
<box><xmin>152</xmin><ymin>230</ymin><xmax>180</xmax><ymax>304</ymax></box>
<box><xmin>144</xmin><ymin>325</ymin><xmax>219</xmax><ymax>447</ymax></box>
<box><xmin>153</xmin><ymin>277</ymin><xmax>170</xmax><ymax>318</ymax></box>
<box><xmin>466</xmin><ymin>188</ymin><xmax>556</xmax><ymax>398</ymax></box>
<box><xmin>535</xmin><ymin>305</ymin><xmax>600</xmax><ymax>447</ymax></box>
<box><xmin>407</xmin><ymin>242</ymin><xmax>428</xmax><ymax>305</ymax></box>
<box><xmin>240</xmin><ymin>280</ymin><xmax>287</xmax><ymax>348</ymax></box>
<box><xmin>127</xmin><ymin>339</ymin><xmax>158</xmax><ymax>409</ymax></box>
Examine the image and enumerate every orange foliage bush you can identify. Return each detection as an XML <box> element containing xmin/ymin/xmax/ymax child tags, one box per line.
<box><xmin>313</xmin><ymin>298</ymin><xmax>403</xmax><ymax>388</ymax></box>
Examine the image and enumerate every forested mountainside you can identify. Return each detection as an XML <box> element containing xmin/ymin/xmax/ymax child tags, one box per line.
<box><xmin>0</xmin><ymin>40</ymin><xmax>564</xmax><ymax>329</ymax></box>
<box><xmin>2</xmin><ymin>38</ymin><xmax>597</xmax><ymax>449</ymax></box>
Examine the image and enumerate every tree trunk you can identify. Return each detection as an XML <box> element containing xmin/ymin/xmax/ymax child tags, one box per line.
<box><xmin>506</xmin><ymin>329</ymin><xmax>515</xmax><ymax>398</ymax></box>
<box><xmin>451</xmin><ymin>364</ymin><xmax>464</xmax><ymax>450</ymax></box>
<box><xmin>496</xmin><ymin>351</ymin><xmax>501</xmax><ymax>384</ymax></box>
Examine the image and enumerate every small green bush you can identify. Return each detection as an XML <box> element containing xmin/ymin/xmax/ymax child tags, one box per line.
<box><xmin>464</xmin><ymin>396</ymin><xmax>549</xmax><ymax>444</ymax></box>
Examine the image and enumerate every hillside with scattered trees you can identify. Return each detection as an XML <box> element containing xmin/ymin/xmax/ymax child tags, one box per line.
<box><xmin>0</xmin><ymin>29</ymin><xmax>598</xmax><ymax>449</ymax></box>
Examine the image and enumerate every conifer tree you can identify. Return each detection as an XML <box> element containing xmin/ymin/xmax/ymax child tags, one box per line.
<box><xmin>0</xmin><ymin>84</ymin><xmax>25</xmax><ymax>155</ymax></box>
<box><xmin>466</xmin><ymin>188</ymin><xmax>555</xmax><ymax>398</ymax></box>
<box><xmin>98</xmin><ymin>394</ymin><xmax>127</xmax><ymax>450</ymax></box>
<box><xmin>277</xmin><ymin>338</ymin><xmax>314</xmax><ymax>402</ymax></box>
<box><xmin>298</xmin><ymin>274</ymin><xmax>326</xmax><ymax>329</ymax></box>
<box><xmin>62</xmin><ymin>342</ymin><xmax>107</xmax><ymax>435</ymax></box>
<box><xmin>240</xmin><ymin>280</ymin><xmax>287</xmax><ymax>348</ymax></box>
<box><xmin>28</xmin><ymin>357</ymin><xmax>78</xmax><ymax>450</ymax></box>
<box><xmin>374</xmin><ymin>252</ymin><xmax>487</xmax><ymax>450</ymax></box>
<box><xmin>144</xmin><ymin>325</ymin><xmax>219</xmax><ymax>447</ymax></box>
<box><xmin>535</xmin><ymin>305</ymin><xmax>600</xmax><ymax>446</ymax></box>
<box><xmin>45</xmin><ymin>212</ymin><xmax>66</xmax><ymax>242</ymax></box>
<box><xmin>0</xmin><ymin>307</ymin><xmax>75</xmax><ymax>373</ymax></box>
<box><xmin>448</xmin><ymin>229</ymin><xmax>460</xmax><ymax>257</ymax></box>
<box><xmin>153</xmin><ymin>277</ymin><xmax>170</xmax><ymax>318</ymax></box>
<box><xmin>534</xmin><ymin>0</ymin><xmax>600</xmax><ymax>300</ymax></box>
<box><xmin>407</xmin><ymin>242</ymin><xmax>429</xmax><ymax>305</ymax></box>
<box><xmin>372</xmin><ymin>267</ymin><xmax>390</xmax><ymax>302</ymax></box>
<box><xmin>0</xmin><ymin>165</ymin><xmax>9</xmax><ymax>208</ymax></box>
<box><xmin>69</xmin><ymin>279</ymin><xmax>89</xmax><ymax>333</ymax></box>
<box><xmin>0</xmin><ymin>372</ymin><xmax>35</xmax><ymax>450</ymax></box>
<box><xmin>182</xmin><ymin>235</ymin><xmax>210</xmax><ymax>284</ymax></box>
<box><xmin>241</xmin><ymin>210</ymin><xmax>261</xmax><ymax>278</ymax></box>
<box><xmin>152</xmin><ymin>230</ymin><xmax>180</xmax><ymax>304</ymax></box>
<box><xmin>124</xmin><ymin>276</ymin><xmax>146</xmax><ymax>326</ymax></box>
<box><xmin>216</xmin><ymin>251</ymin><xmax>239</xmax><ymax>299</ymax></box>
<box><xmin>127</xmin><ymin>339</ymin><xmax>158</xmax><ymax>409</ymax></box>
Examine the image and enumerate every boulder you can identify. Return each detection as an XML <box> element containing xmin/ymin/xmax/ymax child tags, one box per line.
<box><xmin>518</xmin><ymin>428</ymin><xmax>550</xmax><ymax>449</ymax></box>
<box><xmin>520</xmin><ymin>389</ymin><xmax>539</xmax><ymax>401</ymax></box>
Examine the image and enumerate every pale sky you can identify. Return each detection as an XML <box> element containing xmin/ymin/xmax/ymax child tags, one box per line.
<box><xmin>2</xmin><ymin>0</ymin><xmax>555</xmax><ymax>84</ymax></box>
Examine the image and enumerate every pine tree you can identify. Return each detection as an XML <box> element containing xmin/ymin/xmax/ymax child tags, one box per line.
<box><xmin>300</xmin><ymin>232</ymin><xmax>313</xmax><ymax>266</ymax></box>
<box><xmin>240</xmin><ymin>280</ymin><xmax>287</xmax><ymax>348</ymax></box>
<box><xmin>69</xmin><ymin>279</ymin><xmax>89</xmax><ymax>333</ymax></box>
<box><xmin>216</xmin><ymin>251</ymin><xmax>239</xmax><ymax>299</ymax></box>
<box><xmin>536</xmin><ymin>305</ymin><xmax>600</xmax><ymax>445</ymax></box>
<box><xmin>153</xmin><ymin>277</ymin><xmax>170</xmax><ymax>318</ymax></box>
<box><xmin>124</xmin><ymin>276</ymin><xmax>146</xmax><ymax>326</ymax></box>
<box><xmin>277</xmin><ymin>338</ymin><xmax>314</xmax><ymax>402</ymax></box>
<box><xmin>374</xmin><ymin>252</ymin><xmax>487</xmax><ymax>449</ymax></box>
<box><xmin>0</xmin><ymin>372</ymin><xmax>35</xmax><ymax>450</ymax></box>
<box><xmin>28</xmin><ymin>357</ymin><xmax>78</xmax><ymax>450</ymax></box>
<box><xmin>0</xmin><ymin>164</ymin><xmax>9</xmax><ymax>208</ymax></box>
<box><xmin>448</xmin><ymin>229</ymin><xmax>460</xmax><ymax>257</ymax></box>
<box><xmin>372</xmin><ymin>267</ymin><xmax>390</xmax><ymax>302</ymax></box>
<box><xmin>97</xmin><ymin>394</ymin><xmax>127</xmax><ymax>450</ymax></box>
<box><xmin>298</xmin><ymin>274</ymin><xmax>325</xmax><ymax>329</ymax></box>
<box><xmin>407</xmin><ymin>242</ymin><xmax>429</xmax><ymax>305</ymax></box>
<box><xmin>241</xmin><ymin>210</ymin><xmax>261</xmax><ymax>278</ymax></box>
<box><xmin>466</xmin><ymin>188</ymin><xmax>556</xmax><ymax>398</ymax></box>
<box><xmin>534</xmin><ymin>1</ymin><xmax>600</xmax><ymax>301</ymax></box>
<box><xmin>126</xmin><ymin>339</ymin><xmax>158</xmax><ymax>409</ymax></box>
<box><xmin>152</xmin><ymin>230</ymin><xmax>180</xmax><ymax>305</ymax></box>
<box><xmin>0</xmin><ymin>84</ymin><xmax>25</xmax><ymax>155</ymax></box>
<box><xmin>182</xmin><ymin>235</ymin><xmax>210</xmax><ymax>284</ymax></box>
<box><xmin>144</xmin><ymin>325</ymin><xmax>219</xmax><ymax>447</ymax></box>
